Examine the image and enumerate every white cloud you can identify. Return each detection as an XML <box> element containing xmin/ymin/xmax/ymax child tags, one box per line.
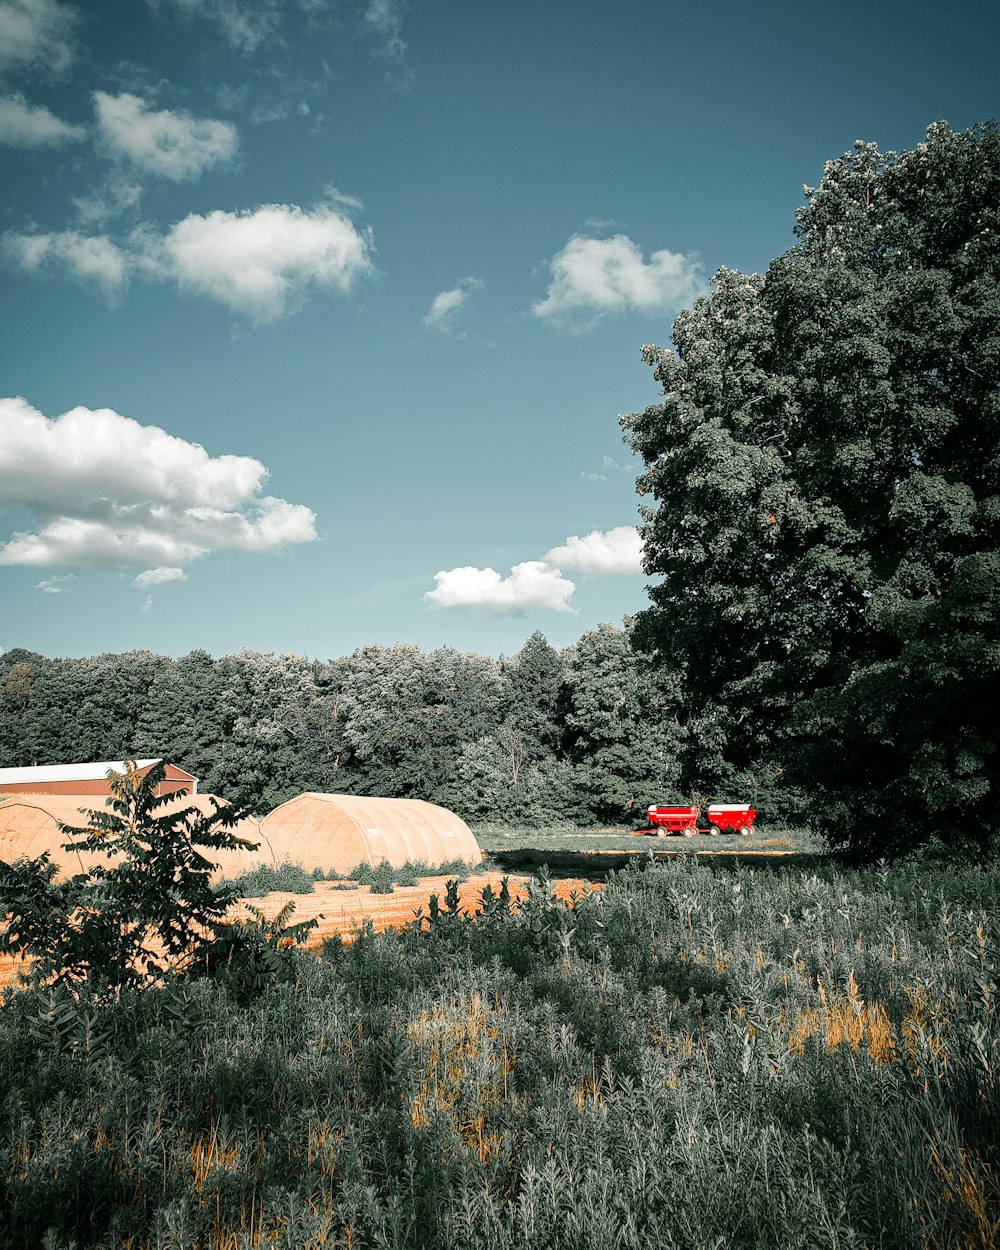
<box><xmin>3</xmin><ymin>229</ymin><xmax>128</xmax><ymax>296</ymax></box>
<box><xmin>35</xmin><ymin>573</ymin><xmax>73</xmax><ymax>593</ymax></box>
<box><xmin>0</xmin><ymin>0</ymin><xmax>77</xmax><ymax>75</ymax></box>
<box><xmin>148</xmin><ymin>200</ymin><xmax>374</xmax><ymax>321</ymax></box>
<box><xmin>149</xmin><ymin>0</ymin><xmax>282</xmax><ymax>53</ymax></box>
<box><xmin>0</xmin><ymin>94</ymin><xmax>84</xmax><ymax>146</ymax></box>
<box><xmin>132</xmin><ymin>565</ymin><xmax>186</xmax><ymax>588</ymax></box>
<box><xmin>424</xmin><ymin>526</ymin><xmax>644</xmax><ymax>614</ymax></box>
<box><xmin>94</xmin><ymin>91</ymin><xmax>238</xmax><ymax>181</ymax></box>
<box><xmin>0</xmin><ymin>396</ymin><xmax>318</xmax><ymax>572</ymax></box>
<box><xmin>544</xmin><ymin>526</ymin><xmax>644</xmax><ymax>576</ymax></box>
<box><xmin>4</xmin><ymin>194</ymin><xmax>374</xmax><ymax>319</ymax></box>
<box><xmin>424</xmin><ymin>561</ymin><xmax>577</xmax><ymax>616</ymax></box>
<box><xmin>70</xmin><ymin>181</ymin><xmax>143</xmax><ymax>226</ymax></box>
<box><xmin>423</xmin><ymin>276</ymin><xmax>482</xmax><ymax>335</ymax></box>
<box><xmin>532</xmin><ymin>233</ymin><xmax>704</xmax><ymax>330</ymax></box>
<box><xmin>365</xmin><ymin>0</ymin><xmax>406</xmax><ymax>59</ymax></box>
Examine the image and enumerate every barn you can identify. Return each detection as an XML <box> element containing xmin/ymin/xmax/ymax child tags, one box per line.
<box><xmin>259</xmin><ymin>793</ymin><xmax>482</xmax><ymax>876</ymax></box>
<box><xmin>0</xmin><ymin>760</ymin><xmax>197</xmax><ymax>798</ymax></box>
<box><xmin>0</xmin><ymin>793</ymin><xmax>268</xmax><ymax>881</ymax></box>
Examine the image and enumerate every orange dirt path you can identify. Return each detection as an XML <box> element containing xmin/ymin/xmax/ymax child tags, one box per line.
<box><xmin>0</xmin><ymin>873</ymin><xmax>598</xmax><ymax>988</ymax></box>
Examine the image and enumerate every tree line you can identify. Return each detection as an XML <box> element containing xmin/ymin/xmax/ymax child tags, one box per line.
<box><xmin>0</xmin><ymin>625</ymin><xmax>686</xmax><ymax>827</ymax></box>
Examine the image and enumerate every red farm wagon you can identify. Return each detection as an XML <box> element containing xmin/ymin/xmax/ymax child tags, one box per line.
<box><xmin>641</xmin><ymin>803</ymin><xmax>756</xmax><ymax>837</ymax></box>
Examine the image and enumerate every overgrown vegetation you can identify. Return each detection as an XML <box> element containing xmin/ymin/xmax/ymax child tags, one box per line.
<box><xmin>218</xmin><ymin>858</ymin><xmax>478</xmax><ymax>899</ymax></box>
<box><xmin>0</xmin><ymin>856</ymin><xmax>996</xmax><ymax>1248</ymax></box>
<box><xmin>345</xmin><ymin>857</ymin><xmax>473</xmax><ymax>891</ymax></box>
<box><xmin>218</xmin><ymin>860</ymin><xmax>318</xmax><ymax>897</ymax></box>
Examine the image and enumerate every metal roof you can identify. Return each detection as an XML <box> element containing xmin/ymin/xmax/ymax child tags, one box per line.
<box><xmin>0</xmin><ymin>759</ymin><xmax>178</xmax><ymax>784</ymax></box>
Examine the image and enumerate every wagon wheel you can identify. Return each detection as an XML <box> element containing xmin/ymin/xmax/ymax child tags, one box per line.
<box><xmin>683</xmin><ymin>825</ymin><xmax>698</xmax><ymax>837</ymax></box>
<box><xmin>710</xmin><ymin>825</ymin><xmax>721</xmax><ymax>837</ymax></box>
<box><xmin>740</xmin><ymin>824</ymin><xmax>752</xmax><ymax>836</ymax></box>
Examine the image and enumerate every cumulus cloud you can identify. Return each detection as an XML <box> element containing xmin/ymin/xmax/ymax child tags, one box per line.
<box><xmin>94</xmin><ymin>91</ymin><xmax>239</xmax><ymax>181</ymax></box>
<box><xmin>423</xmin><ymin>276</ymin><xmax>483</xmax><ymax>335</ymax></box>
<box><xmin>532</xmin><ymin>233</ymin><xmax>704</xmax><ymax>330</ymax></box>
<box><xmin>0</xmin><ymin>0</ymin><xmax>77</xmax><ymax>75</ymax></box>
<box><xmin>424</xmin><ymin>561</ymin><xmax>577</xmax><ymax>616</ymax></box>
<box><xmin>3</xmin><ymin>229</ymin><xmax>128</xmax><ymax>296</ymax></box>
<box><xmin>425</xmin><ymin>526</ymin><xmax>644</xmax><ymax>614</ymax></box>
<box><xmin>0</xmin><ymin>396</ymin><xmax>318</xmax><ymax>577</ymax></box>
<box><xmin>544</xmin><ymin>526</ymin><xmax>644</xmax><ymax>576</ymax></box>
<box><xmin>146</xmin><ymin>200</ymin><xmax>373</xmax><ymax>321</ymax></box>
<box><xmin>132</xmin><ymin>566</ymin><xmax>186</xmax><ymax>588</ymax></box>
<box><xmin>0</xmin><ymin>94</ymin><xmax>84</xmax><ymax>146</ymax></box>
<box><xmin>4</xmin><ymin>194</ymin><xmax>374</xmax><ymax>319</ymax></box>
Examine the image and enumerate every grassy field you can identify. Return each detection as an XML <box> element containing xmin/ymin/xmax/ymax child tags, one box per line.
<box><xmin>475</xmin><ymin>823</ymin><xmax>826</xmax><ymax>852</ymax></box>
<box><xmin>1</xmin><ymin>850</ymin><xmax>997</xmax><ymax>1249</ymax></box>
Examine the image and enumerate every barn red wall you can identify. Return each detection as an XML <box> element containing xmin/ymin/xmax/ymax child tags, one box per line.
<box><xmin>1</xmin><ymin>764</ymin><xmax>196</xmax><ymax>798</ymax></box>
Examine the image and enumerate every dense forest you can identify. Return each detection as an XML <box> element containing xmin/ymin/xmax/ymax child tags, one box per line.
<box><xmin>0</xmin><ymin>625</ymin><xmax>688</xmax><ymax>827</ymax></box>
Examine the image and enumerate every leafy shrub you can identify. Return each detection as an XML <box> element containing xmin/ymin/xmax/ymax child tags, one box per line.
<box><xmin>346</xmin><ymin>858</ymin><xmax>473</xmax><ymax>888</ymax></box>
<box><xmin>220</xmin><ymin>860</ymin><xmax>315</xmax><ymax>898</ymax></box>
<box><xmin>0</xmin><ymin>760</ymin><xmax>255</xmax><ymax>996</ymax></box>
<box><xmin>368</xmin><ymin>859</ymin><xmax>395</xmax><ymax>895</ymax></box>
<box><xmin>202</xmin><ymin>901</ymin><xmax>319</xmax><ymax>1001</ymax></box>
<box><xmin>393</xmin><ymin>861</ymin><xmax>421</xmax><ymax>887</ymax></box>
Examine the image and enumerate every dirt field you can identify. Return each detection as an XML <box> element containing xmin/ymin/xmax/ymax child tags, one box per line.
<box><xmin>231</xmin><ymin>872</ymin><xmax>597</xmax><ymax>944</ymax></box>
<box><xmin>0</xmin><ymin>872</ymin><xmax>597</xmax><ymax>989</ymax></box>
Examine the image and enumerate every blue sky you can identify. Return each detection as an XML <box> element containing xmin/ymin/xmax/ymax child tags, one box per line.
<box><xmin>1</xmin><ymin>0</ymin><xmax>997</xmax><ymax>662</ymax></box>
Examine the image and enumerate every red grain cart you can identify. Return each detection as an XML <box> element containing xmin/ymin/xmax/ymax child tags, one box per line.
<box><xmin>643</xmin><ymin>805</ymin><xmax>700</xmax><ymax>836</ymax></box>
<box><xmin>706</xmin><ymin>804</ymin><xmax>756</xmax><ymax>836</ymax></box>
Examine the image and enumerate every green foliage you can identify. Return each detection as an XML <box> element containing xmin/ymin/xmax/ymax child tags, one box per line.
<box><xmin>200</xmin><ymin>900</ymin><xmax>319</xmax><ymax>999</ymax></box>
<box><xmin>562</xmin><ymin>621</ymin><xmax>685</xmax><ymax>823</ymax></box>
<box><xmin>0</xmin><ymin>629</ymin><xmax>693</xmax><ymax>832</ymax></box>
<box><xmin>368</xmin><ymin>859</ymin><xmax>395</xmax><ymax>894</ymax></box>
<box><xmin>0</xmin><ymin>760</ymin><xmax>256</xmax><ymax>995</ymax></box>
<box><xmin>0</xmin><ymin>857</ymin><xmax>997</xmax><ymax>1247</ymax></box>
<box><xmin>346</xmin><ymin>857</ymin><xmax>472</xmax><ymax>889</ymax></box>
<box><xmin>218</xmin><ymin>859</ymin><xmax>316</xmax><ymax>897</ymax></box>
<box><xmin>623</xmin><ymin>120</ymin><xmax>1000</xmax><ymax>858</ymax></box>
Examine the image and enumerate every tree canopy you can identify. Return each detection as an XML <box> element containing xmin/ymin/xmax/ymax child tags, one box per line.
<box><xmin>622</xmin><ymin>120</ymin><xmax>999</xmax><ymax>858</ymax></box>
<box><xmin>0</xmin><ymin>626</ymin><xmax>678</xmax><ymax>828</ymax></box>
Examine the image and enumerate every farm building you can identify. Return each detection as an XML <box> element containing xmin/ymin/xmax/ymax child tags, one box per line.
<box><xmin>0</xmin><ymin>794</ymin><xmax>268</xmax><ymax>881</ymax></box>
<box><xmin>260</xmin><ymin>793</ymin><xmax>482</xmax><ymax>875</ymax></box>
<box><xmin>0</xmin><ymin>760</ymin><xmax>197</xmax><ymax>798</ymax></box>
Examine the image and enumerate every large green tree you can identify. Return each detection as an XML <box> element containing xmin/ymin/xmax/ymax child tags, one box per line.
<box><xmin>622</xmin><ymin>121</ymin><xmax>999</xmax><ymax>856</ymax></box>
<box><xmin>562</xmin><ymin>622</ymin><xmax>684</xmax><ymax>825</ymax></box>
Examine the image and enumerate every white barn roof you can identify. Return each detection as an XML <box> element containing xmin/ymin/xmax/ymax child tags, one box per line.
<box><xmin>0</xmin><ymin>760</ymin><xmax>164</xmax><ymax>785</ymax></box>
